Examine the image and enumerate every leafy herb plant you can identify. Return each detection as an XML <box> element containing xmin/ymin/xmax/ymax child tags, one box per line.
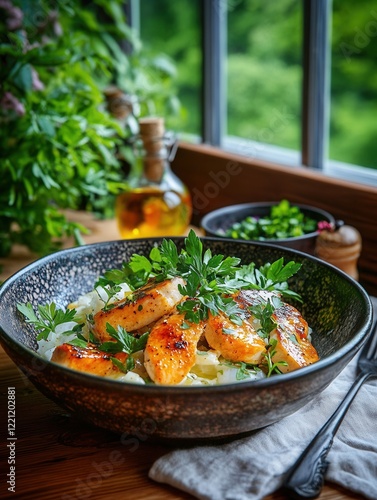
<box><xmin>225</xmin><ymin>199</ymin><xmax>318</xmax><ymax>241</ymax></box>
<box><xmin>0</xmin><ymin>0</ymin><xmax>179</xmax><ymax>257</ymax></box>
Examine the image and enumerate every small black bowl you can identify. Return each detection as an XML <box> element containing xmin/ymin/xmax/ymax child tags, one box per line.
<box><xmin>0</xmin><ymin>237</ymin><xmax>372</xmax><ymax>440</ymax></box>
<box><xmin>201</xmin><ymin>202</ymin><xmax>335</xmax><ymax>255</ymax></box>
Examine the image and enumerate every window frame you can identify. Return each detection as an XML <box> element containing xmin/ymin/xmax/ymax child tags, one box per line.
<box><xmin>130</xmin><ymin>0</ymin><xmax>377</xmax><ymax>187</ymax></box>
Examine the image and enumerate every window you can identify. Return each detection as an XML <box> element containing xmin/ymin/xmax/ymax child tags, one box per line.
<box><xmin>227</xmin><ymin>1</ymin><xmax>302</xmax><ymax>151</ymax></box>
<box><xmin>327</xmin><ymin>0</ymin><xmax>377</xmax><ymax>184</ymax></box>
<box><xmin>225</xmin><ymin>0</ymin><xmax>302</xmax><ymax>166</ymax></box>
<box><xmin>131</xmin><ymin>0</ymin><xmax>377</xmax><ymax>186</ymax></box>
<box><xmin>138</xmin><ymin>0</ymin><xmax>202</xmax><ymax>137</ymax></box>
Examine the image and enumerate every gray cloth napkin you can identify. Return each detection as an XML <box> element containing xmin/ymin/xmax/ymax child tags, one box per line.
<box><xmin>149</xmin><ymin>351</ymin><xmax>377</xmax><ymax>500</ymax></box>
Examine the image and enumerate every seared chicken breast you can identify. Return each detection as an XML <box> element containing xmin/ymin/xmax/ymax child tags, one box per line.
<box><xmin>144</xmin><ymin>312</ymin><xmax>205</xmax><ymax>385</ymax></box>
<box><xmin>51</xmin><ymin>342</ymin><xmax>127</xmax><ymax>377</ymax></box>
<box><xmin>270</xmin><ymin>303</ymin><xmax>319</xmax><ymax>372</ymax></box>
<box><xmin>93</xmin><ymin>277</ymin><xmax>185</xmax><ymax>342</ymax></box>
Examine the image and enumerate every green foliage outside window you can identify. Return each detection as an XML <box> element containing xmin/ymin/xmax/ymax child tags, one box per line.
<box><xmin>140</xmin><ymin>0</ymin><xmax>377</xmax><ymax>170</ymax></box>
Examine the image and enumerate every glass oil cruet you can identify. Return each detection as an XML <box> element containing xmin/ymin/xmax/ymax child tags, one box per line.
<box><xmin>115</xmin><ymin>117</ymin><xmax>192</xmax><ymax>238</ymax></box>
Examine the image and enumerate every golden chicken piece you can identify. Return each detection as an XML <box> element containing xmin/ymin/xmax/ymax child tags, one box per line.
<box><xmin>144</xmin><ymin>312</ymin><xmax>205</xmax><ymax>385</ymax></box>
<box><xmin>204</xmin><ymin>289</ymin><xmax>319</xmax><ymax>372</ymax></box>
<box><xmin>51</xmin><ymin>342</ymin><xmax>127</xmax><ymax>377</ymax></box>
<box><xmin>205</xmin><ymin>289</ymin><xmax>268</xmax><ymax>364</ymax></box>
<box><xmin>269</xmin><ymin>303</ymin><xmax>319</xmax><ymax>373</ymax></box>
<box><xmin>236</xmin><ymin>289</ymin><xmax>319</xmax><ymax>371</ymax></box>
<box><xmin>93</xmin><ymin>277</ymin><xmax>185</xmax><ymax>343</ymax></box>
<box><xmin>205</xmin><ymin>310</ymin><xmax>266</xmax><ymax>365</ymax></box>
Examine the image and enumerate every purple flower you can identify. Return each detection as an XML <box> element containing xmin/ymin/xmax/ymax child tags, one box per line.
<box><xmin>48</xmin><ymin>10</ymin><xmax>63</xmax><ymax>37</ymax></box>
<box><xmin>31</xmin><ymin>68</ymin><xmax>45</xmax><ymax>91</ymax></box>
<box><xmin>0</xmin><ymin>0</ymin><xmax>23</xmax><ymax>31</ymax></box>
<box><xmin>1</xmin><ymin>92</ymin><xmax>25</xmax><ymax>116</ymax></box>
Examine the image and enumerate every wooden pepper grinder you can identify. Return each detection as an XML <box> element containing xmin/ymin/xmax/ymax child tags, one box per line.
<box><xmin>315</xmin><ymin>221</ymin><xmax>362</xmax><ymax>280</ymax></box>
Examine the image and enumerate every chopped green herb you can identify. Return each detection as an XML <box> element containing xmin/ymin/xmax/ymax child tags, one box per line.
<box><xmin>262</xmin><ymin>338</ymin><xmax>288</xmax><ymax>377</ymax></box>
<box><xmin>97</xmin><ymin>323</ymin><xmax>150</xmax><ymax>373</ymax></box>
<box><xmin>249</xmin><ymin>295</ymin><xmax>281</xmax><ymax>338</ymax></box>
<box><xmin>236</xmin><ymin>362</ymin><xmax>259</xmax><ymax>381</ymax></box>
<box><xmin>222</xmin><ymin>327</ymin><xmax>236</xmax><ymax>335</ymax></box>
<box><xmin>102</xmin><ymin>323</ymin><xmax>149</xmax><ymax>355</ymax></box>
<box><xmin>68</xmin><ymin>338</ymin><xmax>89</xmax><ymax>349</ymax></box>
<box><xmin>221</xmin><ymin>360</ymin><xmax>260</xmax><ymax>380</ymax></box>
<box><xmin>110</xmin><ymin>357</ymin><xmax>134</xmax><ymax>373</ymax></box>
<box><xmin>16</xmin><ymin>302</ymin><xmax>80</xmax><ymax>341</ymax></box>
<box><xmin>225</xmin><ymin>200</ymin><xmax>317</xmax><ymax>241</ymax></box>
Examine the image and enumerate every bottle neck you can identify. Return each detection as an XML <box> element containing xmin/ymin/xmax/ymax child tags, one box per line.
<box><xmin>142</xmin><ymin>154</ymin><xmax>170</xmax><ymax>183</ymax></box>
<box><xmin>134</xmin><ymin>133</ymin><xmax>176</xmax><ymax>184</ymax></box>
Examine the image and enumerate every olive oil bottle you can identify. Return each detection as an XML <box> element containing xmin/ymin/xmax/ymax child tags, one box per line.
<box><xmin>115</xmin><ymin>117</ymin><xmax>192</xmax><ymax>238</ymax></box>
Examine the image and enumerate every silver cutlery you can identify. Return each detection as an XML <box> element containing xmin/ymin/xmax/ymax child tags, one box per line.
<box><xmin>282</xmin><ymin>318</ymin><xmax>377</xmax><ymax>499</ymax></box>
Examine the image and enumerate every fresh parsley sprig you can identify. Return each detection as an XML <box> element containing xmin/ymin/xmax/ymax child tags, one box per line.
<box><xmin>16</xmin><ymin>302</ymin><xmax>81</xmax><ymax>341</ymax></box>
<box><xmin>174</xmin><ymin>231</ymin><xmax>244</xmax><ymax>323</ymax></box>
<box><xmin>262</xmin><ymin>338</ymin><xmax>288</xmax><ymax>377</ymax></box>
<box><xmin>236</xmin><ymin>258</ymin><xmax>302</xmax><ymax>302</ymax></box>
<box><xmin>95</xmin><ymin>257</ymin><xmax>151</xmax><ymax>292</ymax></box>
<box><xmin>249</xmin><ymin>295</ymin><xmax>282</xmax><ymax>339</ymax></box>
<box><xmin>149</xmin><ymin>238</ymin><xmax>181</xmax><ymax>279</ymax></box>
<box><xmin>100</xmin><ymin>323</ymin><xmax>150</xmax><ymax>372</ymax></box>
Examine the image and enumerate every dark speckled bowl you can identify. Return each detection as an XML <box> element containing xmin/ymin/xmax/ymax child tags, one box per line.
<box><xmin>201</xmin><ymin>202</ymin><xmax>335</xmax><ymax>255</ymax></box>
<box><xmin>0</xmin><ymin>238</ymin><xmax>372</xmax><ymax>440</ymax></box>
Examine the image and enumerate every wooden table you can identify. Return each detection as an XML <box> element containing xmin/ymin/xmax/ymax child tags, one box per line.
<box><xmin>0</xmin><ymin>213</ymin><xmax>365</xmax><ymax>500</ymax></box>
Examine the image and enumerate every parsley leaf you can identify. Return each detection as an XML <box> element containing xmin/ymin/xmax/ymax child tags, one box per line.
<box><xmin>98</xmin><ymin>323</ymin><xmax>150</xmax><ymax>373</ymax></box>
<box><xmin>69</xmin><ymin>338</ymin><xmax>89</xmax><ymax>349</ymax></box>
<box><xmin>96</xmin><ymin>256</ymin><xmax>151</xmax><ymax>292</ymax></box>
<box><xmin>102</xmin><ymin>323</ymin><xmax>149</xmax><ymax>355</ymax></box>
<box><xmin>249</xmin><ymin>295</ymin><xmax>282</xmax><ymax>338</ymax></box>
<box><xmin>262</xmin><ymin>338</ymin><xmax>288</xmax><ymax>377</ymax></box>
<box><xmin>236</xmin><ymin>258</ymin><xmax>302</xmax><ymax>301</ymax></box>
<box><xmin>150</xmin><ymin>238</ymin><xmax>180</xmax><ymax>279</ymax></box>
<box><xmin>17</xmin><ymin>302</ymin><xmax>80</xmax><ymax>341</ymax></box>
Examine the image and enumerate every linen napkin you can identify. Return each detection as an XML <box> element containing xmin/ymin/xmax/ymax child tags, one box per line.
<box><xmin>150</xmin><ymin>300</ymin><xmax>377</xmax><ymax>500</ymax></box>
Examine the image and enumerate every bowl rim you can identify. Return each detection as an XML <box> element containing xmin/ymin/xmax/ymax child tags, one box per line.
<box><xmin>0</xmin><ymin>237</ymin><xmax>373</xmax><ymax>395</ymax></box>
<box><xmin>201</xmin><ymin>201</ymin><xmax>335</xmax><ymax>242</ymax></box>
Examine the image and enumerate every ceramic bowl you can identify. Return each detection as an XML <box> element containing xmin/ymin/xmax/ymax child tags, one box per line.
<box><xmin>201</xmin><ymin>202</ymin><xmax>335</xmax><ymax>255</ymax></box>
<box><xmin>0</xmin><ymin>238</ymin><xmax>372</xmax><ymax>441</ymax></box>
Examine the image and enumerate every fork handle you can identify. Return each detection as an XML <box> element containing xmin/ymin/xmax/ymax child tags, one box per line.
<box><xmin>282</xmin><ymin>371</ymin><xmax>371</xmax><ymax>499</ymax></box>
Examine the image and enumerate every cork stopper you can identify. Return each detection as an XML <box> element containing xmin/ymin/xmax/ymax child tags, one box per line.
<box><xmin>139</xmin><ymin>117</ymin><xmax>166</xmax><ymax>182</ymax></box>
<box><xmin>315</xmin><ymin>224</ymin><xmax>362</xmax><ymax>280</ymax></box>
<box><xmin>104</xmin><ymin>86</ymin><xmax>134</xmax><ymax>120</ymax></box>
<box><xmin>139</xmin><ymin>117</ymin><xmax>165</xmax><ymax>154</ymax></box>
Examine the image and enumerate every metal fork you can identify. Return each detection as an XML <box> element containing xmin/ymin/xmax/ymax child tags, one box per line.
<box><xmin>281</xmin><ymin>319</ymin><xmax>377</xmax><ymax>499</ymax></box>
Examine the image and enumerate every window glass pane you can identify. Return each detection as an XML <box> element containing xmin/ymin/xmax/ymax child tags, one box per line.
<box><xmin>139</xmin><ymin>0</ymin><xmax>202</xmax><ymax>137</ymax></box>
<box><xmin>330</xmin><ymin>0</ymin><xmax>377</xmax><ymax>170</ymax></box>
<box><xmin>226</xmin><ymin>0</ymin><xmax>302</xmax><ymax>151</ymax></box>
